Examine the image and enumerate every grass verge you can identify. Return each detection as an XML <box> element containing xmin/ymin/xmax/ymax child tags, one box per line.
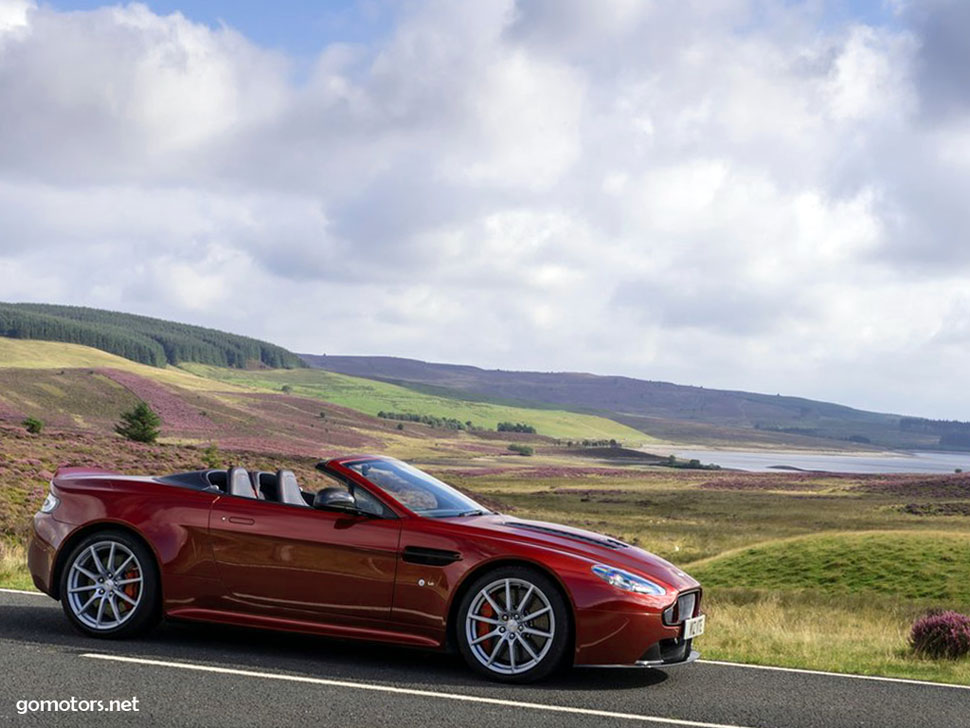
<box><xmin>0</xmin><ymin>540</ymin><xmax>34</xmax><ymax>591</ymax></box>
<box><xmin>697</xmin><ymin>588</ymin><xmax>970</xmax><ymax>685</ymax></box>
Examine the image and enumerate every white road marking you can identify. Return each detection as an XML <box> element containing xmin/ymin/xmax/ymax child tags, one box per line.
<box><xmin>0</xmin><ymin>587</ymin><xmax>43</xmax><ymax>596</ymax></box>
<box><xmin>83</xmin><ymin>653</ymin><xmax>752</xmax><ymax>728</ymax></box>
<box><xmin>699</xmin><ymin>660</ymin><xmax>970</xmax><ymax>691</ymax></box>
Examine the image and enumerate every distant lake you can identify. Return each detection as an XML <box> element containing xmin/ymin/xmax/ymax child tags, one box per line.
<box><xmin>671</xmin><ymin>449</ymin><xmax>970</xmax><ymax>474</ymax></box>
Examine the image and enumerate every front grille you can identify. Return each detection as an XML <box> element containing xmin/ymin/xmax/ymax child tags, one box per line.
<box><xmin>662</xmin><ymin>589</ymin><xmax>699</xmax><ymax>625</ymax></box>
<box><xmin>678</xmin><ymin>592</ymin><xmax>697</xmax><ymax>620</ymax></box>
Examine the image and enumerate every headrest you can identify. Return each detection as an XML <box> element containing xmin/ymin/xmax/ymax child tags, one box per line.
<box><xmin>227</xmin><ymin>466</ymin><xmax>255</xmax><ymax>498</ymax></box>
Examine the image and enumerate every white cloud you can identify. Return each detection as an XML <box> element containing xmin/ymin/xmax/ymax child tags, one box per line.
<box><xmin>0</xmin><ymin>0</ymin><xmax>969</xmax><ymax>418</ymax></box>
<box><xmin>0</xmin><ymin>0</ymin><xmax>30</xmax><ymax>33</ymax></box>
<box><xmin>823</xmin><ymin>25</ymin><xmax>914</xmax><ymax>122</ymax></box>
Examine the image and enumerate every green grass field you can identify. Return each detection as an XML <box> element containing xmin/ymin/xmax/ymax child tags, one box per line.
<box><xmin>443</xmin><ymin>469</ymin><xmax>970</xmax><ymax>563</ymax></box>
<box><xmin>690</xmin><ymin>531</ymin><xmax>970</xmax><ymax>603</ymax></box>
<box><xmin>181</xmin><ymin>363</ymin><xmax>649</xmax><ymax>442</ymax></box>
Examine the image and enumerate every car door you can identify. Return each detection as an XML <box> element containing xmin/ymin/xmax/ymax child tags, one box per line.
<box><xmin>207</xmin><ymin>492</ymin><xmax>402</xmax><ymax>625</ymax></box>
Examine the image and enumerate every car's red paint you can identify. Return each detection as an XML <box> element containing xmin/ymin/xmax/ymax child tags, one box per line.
<box><xmin>28</xmin><ymin>456</ymin><xmax>703</xmax><ymax>667</ymax></box>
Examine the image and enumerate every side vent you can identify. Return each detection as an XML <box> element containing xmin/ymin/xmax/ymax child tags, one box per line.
<box><xmin>402</xmin><ymin>546</ymin><xmax>462</xmax><ymax>566</ymax></box>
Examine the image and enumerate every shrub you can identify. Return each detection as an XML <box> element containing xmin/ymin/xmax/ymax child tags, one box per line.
<box><xmin>910</xmin><ymin>610</ymin><xmax>970</xmax><ymax>659</ymax></box>
<box><xmin>115</xmin><ymin>401</ymin><xmax>161</xmax><ymax>443</ymax></box>
<box><xmin>497</xmin><ymin>422</ymin><xmax>536</xmax><ymax>434</ymax></box>
<box><xmin>378</xmin><ymin>411</ymin><xmax>468</xmax><ymax>430</ymax></box>
<box><xmin>202</xmin><ymin>443</ymin><xmax>222</xmax><ymax>469</ymax></box>
<box><xmin>508</xmin><ymin>444</ymin><xmax>534</xmax><ymax>456</ymax></box>
<box><xmin>281</xmin><ymin>385</ymin><xmax>293</xmax><ymax>394</ymax></box>
<box><xmin>21</xmin><ymin>416</ymin><xmax>43</xmax><ymax>435</ymax></box>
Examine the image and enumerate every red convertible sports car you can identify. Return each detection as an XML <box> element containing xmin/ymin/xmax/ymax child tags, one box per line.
<box><xmin>28</xmin><ymin>455</ymin><xmax>704</xmax><ymax>682</ymax></box>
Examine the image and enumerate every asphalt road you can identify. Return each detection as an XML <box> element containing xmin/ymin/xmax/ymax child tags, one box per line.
<box><xmin>0</xmin><ymin>589</ymin><xmax>966</xmax><ymax>728</ymax></box>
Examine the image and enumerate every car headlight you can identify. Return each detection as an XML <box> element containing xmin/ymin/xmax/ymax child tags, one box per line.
<box><xmin>592</xmin><ymin>564</ymin><xmax>666</xmax><ymax>596</ymax></box>
<box><xmin>40</xmin><ymin>492</ymin><xmax>59</xmax><ymax>513</ymax></box>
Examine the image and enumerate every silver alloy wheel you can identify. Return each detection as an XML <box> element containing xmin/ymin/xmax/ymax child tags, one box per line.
<box><xmin>464</xmin><ymin>577</ymin><xmax>556</xmax><ymax>675</ymax></box>
<box><xmin>66</xmin><ymin>540</ymin><xmax>144</xmax><ymax>631</ymax></box>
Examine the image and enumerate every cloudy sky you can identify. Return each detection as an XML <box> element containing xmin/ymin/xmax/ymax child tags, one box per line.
<box><xmin>0</xmin><ymin>0</ymin><xmax>968</xmax><ymax>418</ymax></box>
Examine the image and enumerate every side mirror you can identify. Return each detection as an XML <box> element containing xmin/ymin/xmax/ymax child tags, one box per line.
<box><xmin>313</xmin><ymin>487</ymin><xmax>358</xmax><ymax>513</ymax></box>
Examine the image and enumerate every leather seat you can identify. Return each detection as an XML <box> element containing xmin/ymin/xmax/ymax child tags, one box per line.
<box><xmin>250</xmin><ymin>471</ymin><xmax>274</xmax><ymax>501</ymax></box>
<box><xmin>227</xmin><ymin>466</ymin><xmax>256</xmax><ymax>498</ymax></box>
<box><xmin>276</xmin><ymin>469</ymin><xmax>309</xmax><ymax>507</ymax></box>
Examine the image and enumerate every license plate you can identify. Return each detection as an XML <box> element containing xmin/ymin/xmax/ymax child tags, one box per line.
<box><xmin>683</xmin><ymin>614</ymin><xmax>705</xmax><ymax>639</ymax></box>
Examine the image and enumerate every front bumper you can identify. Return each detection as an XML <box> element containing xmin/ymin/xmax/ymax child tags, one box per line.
<box><xmin>571</xmin><ymin>585</ymin><xmax>703</xmax><ymax>666</ymax></box>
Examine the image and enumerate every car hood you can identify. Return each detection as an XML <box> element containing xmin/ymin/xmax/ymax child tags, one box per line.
<box><xmin>453</xmin><ymin>514</ymin><xmax>699</xmax><ymax>593</ymax></box>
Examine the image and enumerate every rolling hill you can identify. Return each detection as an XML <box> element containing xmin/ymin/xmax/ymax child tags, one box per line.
<box><xmin>0</xmin><ymin>338</ymin><xmax>646</xmax><ymax>459</ymax></box>
<box><xmin>1</xmin><ymin>302</ymin><xmax>963</xmax><ymax>451</ymax></box>
<box><xmin>301</xmin><ymin>355</ymin><xmax>967</xmax><ymax>451</ymax></box>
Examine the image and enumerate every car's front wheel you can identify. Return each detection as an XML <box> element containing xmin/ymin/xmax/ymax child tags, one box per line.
<box><xmin>59</xmin><ymin>530</ymin><xmax>159</xmax><ymax>638</ymax></box>
<box><xmin>456</xmin><ymin>565</ymin><xmax>570</xmax><ymax>682</ymax></box>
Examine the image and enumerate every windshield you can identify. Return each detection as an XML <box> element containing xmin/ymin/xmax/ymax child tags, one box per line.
<box><xmin>343</xmin><ymin>458</ymin><xmax>490</xmax><ymax>518</ymax></box>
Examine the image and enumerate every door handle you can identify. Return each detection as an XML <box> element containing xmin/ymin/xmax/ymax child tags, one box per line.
<box><xmin>227</xmin><ymin>516</ymin><xmax>255</xmax><ymax>525</ymax></box>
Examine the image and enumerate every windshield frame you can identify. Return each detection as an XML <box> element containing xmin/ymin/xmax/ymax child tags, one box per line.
<box><xmin>330</xmin><ymin>457</ymin><xmax>491</xmax><ymax>519</ymax></box>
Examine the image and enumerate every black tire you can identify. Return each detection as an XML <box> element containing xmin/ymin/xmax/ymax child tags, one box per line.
<box><xmin>59</xmin><ymin>529</ymin><xmax>160</xmax><ymax>639</ymax></box>
<box><xmin>456</xmin><ymin>565</ymin><xmax>571</xmax><ymax>683</ymax></box>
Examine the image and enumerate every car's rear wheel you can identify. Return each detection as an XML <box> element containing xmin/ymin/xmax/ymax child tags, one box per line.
<box><xmin>457</xmin><ymin>565</ymin><xmax>570</xmax><ymax>683</ymax></box>
<box><xmin>59</xmin><ymin>530</ymin><xmax>159</xmax><ymax>638</ymax></box>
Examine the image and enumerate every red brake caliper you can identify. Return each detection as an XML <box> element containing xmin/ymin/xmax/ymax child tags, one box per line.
<box><xmin>478</xmin><ymin>599</ymin><xmax>494</xmax><ymax>651</ymax></box>
<box><xmin>123</xmin><ymin>568</ymin><xmax>138</xmax><ymax>610</ymax></box>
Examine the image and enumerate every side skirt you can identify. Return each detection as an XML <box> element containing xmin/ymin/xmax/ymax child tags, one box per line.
<box><xmin>165</xmin><ymin>607</ymin><xmax>443</xmax><ymax>649</ymax></box>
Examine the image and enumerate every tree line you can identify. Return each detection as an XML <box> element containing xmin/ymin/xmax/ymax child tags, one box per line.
<box><xmin>376</xmin><ymin>412</ymin><xmax>540</xmax><ymax>435</ymax></box>
<box><xmin>900</xmin><ymin>417</ymin><xmax>970</xmax><ymax>447</ymax></box>
<box><xmin>0</xmin><ymin>303</ymin><xmax>304</xmax><ymax>369</ymax></box>
<box><xmin>899</xmin><ymin>417</ymin><xmax>970</xmax><ymax>435</ymax></box>
<box><xmin>377</xmin><ymin>411</ymin><xmax>475</xmax><ymax>430</ymax></box>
